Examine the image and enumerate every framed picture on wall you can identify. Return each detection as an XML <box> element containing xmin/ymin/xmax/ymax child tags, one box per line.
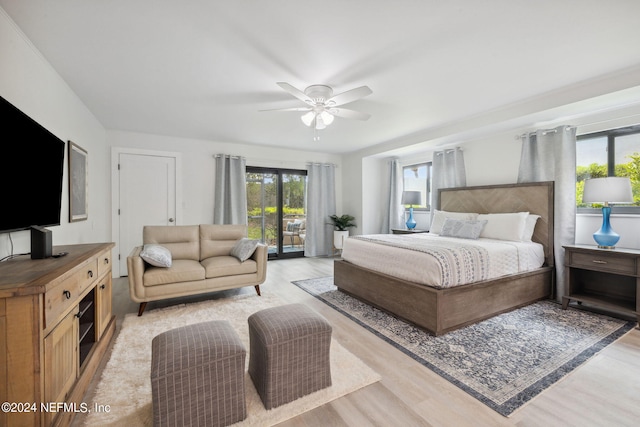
<box><xmin>69</xmin><ymin>141</ymin><xmax>88</xmax><ymax>222</ymax></box>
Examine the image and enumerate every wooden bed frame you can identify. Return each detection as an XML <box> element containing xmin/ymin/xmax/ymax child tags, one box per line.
<box><xmin>334</xmin><ymin>181</ymin><xmax>555</xmax><ymax>336</ymax></box>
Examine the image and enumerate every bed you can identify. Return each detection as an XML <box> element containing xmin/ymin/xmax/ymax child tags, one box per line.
<box><xmin>334</xmin><ymin>181</ymin><xmax>554</xmax><ymax>336</ymax></box>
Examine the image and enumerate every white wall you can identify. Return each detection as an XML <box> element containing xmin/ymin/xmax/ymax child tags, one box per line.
<box><xmin>0</xmin><ymin>9</ymin><xmax>110</xmax><ymax>259</ymax></box>
<box><xmin>108</xmin><ymin>130</ymin><xmax>342</xmax><ymax>226</ymax></box>
<box><xmin>341</xmin><ymin>154</ymin><xmax>363</xmax><ymax>233</ymax></box>
<box><xmin>357</xmin><ymin>111</ymin><xmax>640</xmax><ymax>249</ymax></box>
<box><xmin>461</xmin><ymin>131</ymin><xmax>523</xmax><ymax>186</ymax></box>
<box><xmin>361</xmin><ymin>157</ymin><xmax>387</xmax><ymax>234</ymax></box>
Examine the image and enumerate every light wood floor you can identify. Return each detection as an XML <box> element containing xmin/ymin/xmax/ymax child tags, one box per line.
<box><xmin>75</xmin><ymin>257</ymin><xmax>640</xmax><ymax>427</ymax></box>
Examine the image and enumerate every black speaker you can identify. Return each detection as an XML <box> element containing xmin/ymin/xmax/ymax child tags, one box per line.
<box><xmin>31</xmin><ymin>226</ymin><xmax>52</xmax><ymax>259</ymax></box>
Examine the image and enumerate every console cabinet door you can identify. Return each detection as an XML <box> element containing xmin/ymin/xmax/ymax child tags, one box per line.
<box><xmin>43</xmin><ymin>308</ymin><xmax>78</xmax><ymax>426</ymax></box>
<box><xmin>96</xmin><ymin>275</ymin><xmax>112</xmax><ymax>339</ymax></box>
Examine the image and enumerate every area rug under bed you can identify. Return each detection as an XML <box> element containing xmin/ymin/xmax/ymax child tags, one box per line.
<box><xmin>292</xmin><ymin>276</ymin><xmax>635</xmax><ymax>416</ymax></box>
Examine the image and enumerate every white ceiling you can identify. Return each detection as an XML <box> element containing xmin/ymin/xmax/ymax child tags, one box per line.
<box><xmin>3</xmin><ymin>0</ymin><xmax>640</xmax><ymax>154</ymax></box>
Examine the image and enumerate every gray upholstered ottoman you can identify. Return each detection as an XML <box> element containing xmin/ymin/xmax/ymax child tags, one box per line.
<box><xmin>151</xmin><ymin>321</ymin><xmax>246</xmax><ymax>427</ymax></box>
<box><xmin>248</xmin><ymin>303</ymin><xmax>332</xmax><ymax>409</ymax></box>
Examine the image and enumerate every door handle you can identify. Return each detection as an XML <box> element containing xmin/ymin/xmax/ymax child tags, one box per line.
<box><xmin>168</xmin><ymin>218</ymin><xmax>175</xmax><ymax>223</ymax></box>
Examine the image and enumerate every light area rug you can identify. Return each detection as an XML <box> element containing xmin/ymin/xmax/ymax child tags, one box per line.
<box><xmin>293</xmin><ymin>276</ymin><xmax>636</xmax><ymax>416</ymax></box>
<box><xmin>82</xmin><ymin>292</ymin><xmax>380</xmax><ymax>426</ymax></box>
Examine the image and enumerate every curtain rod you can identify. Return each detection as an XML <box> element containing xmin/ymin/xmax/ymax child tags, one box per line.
<box><xmin>514</xmin><ymin>125</ymin><xmax>576</xmax><ymax>140</ymax></box>
<box><xmin>435</xmin><ymin>147</ymin><xmax>463</xmax><ymax>155</ymax></box>
<box><xmin>306</xmin><ymin>162</ymin><xmax>336</xmax><ymax>167</ymax></box>
<box><xmin>213</xmin><ymin>154</ymin><xmax>245</xmax><ymax>159</ymax></box>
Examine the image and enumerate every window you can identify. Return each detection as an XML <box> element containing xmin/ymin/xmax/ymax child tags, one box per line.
<box><xmin>402</xmin><ymin>162</ymin><xmax>431</xmax><ymax>209</ymax></box>
<box><xmin>576</xmin><ymin>125</ymin><xmax>640</xmax><ymax>213</ymax></box>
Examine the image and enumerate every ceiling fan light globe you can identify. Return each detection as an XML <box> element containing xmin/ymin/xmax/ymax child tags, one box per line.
<box><xmin>319</xmin><ymin>111</ymin><xmax>334</xmax><ymax>125</ymax></box>
<box><xmin>301</xmin><ymin>111</ymin><xmax>315</xmax><ymax>127</ymax></box>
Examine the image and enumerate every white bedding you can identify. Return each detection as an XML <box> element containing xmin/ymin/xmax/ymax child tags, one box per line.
<box><xmin>341</xmin><ymin>233</ymin><xmax>544</xmax><ymax>289</ymax></box>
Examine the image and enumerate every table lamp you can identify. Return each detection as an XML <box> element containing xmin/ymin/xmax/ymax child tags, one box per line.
<box><xmin>401</xmin><ymin>191</ymin><xmax>422</xmax><ymax>229</ymax></box>
<box><xmin>582</xmin><ymin>177</ymin><xmax>633</xmax><ymax>249</ymax></box>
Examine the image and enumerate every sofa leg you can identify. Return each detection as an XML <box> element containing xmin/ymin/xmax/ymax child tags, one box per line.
<box><xmin>138</xmin><ymin>302</ymin><xmax>147</xmax><ymax>316</ymax></box>
<box><xmin>254</xmin><ymin>285</ymin><xmax>261</xmax><ymax>296</ymax></box>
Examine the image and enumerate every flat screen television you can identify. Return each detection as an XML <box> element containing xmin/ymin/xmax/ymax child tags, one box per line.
<box><xmin>1</xmin><ymin>95</ymin><xmax>65</xmax><ymax>233</ymax></box>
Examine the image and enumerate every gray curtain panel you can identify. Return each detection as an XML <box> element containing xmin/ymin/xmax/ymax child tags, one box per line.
<box><xmin>382</xmin><ymin>158</ymin><xmax>404</xmax><ymax>233</ymax></box>
<box><xmin>213</xmin><ymin>154</ymin><xmax>248</xmax><ymax>225</ymax></box>
<box><xmin>431</xmin><ymin>147</ymin><xmax>467</xmax><ymax>225</ymax></box>
<box><xmin>517</xmin><ymin>125</ymin><xmax>577</xmax><ymax>301</ymax></box>
<box><xmin>305</xmin><ymin>163</ymin><xmax>336</xmax><ymax>257</ymax></box>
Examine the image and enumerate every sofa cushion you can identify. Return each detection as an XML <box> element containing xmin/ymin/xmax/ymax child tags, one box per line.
<box><xmin>143</xmin><ymin>259</ymin><xmax>206</xmax><ymax>287</ymax></box>
<box><xmin>143</xmin><ymin>225</ymin><xmax>200</xmax><ymax>260</ymax></box>
<box><xmin>200</xmin><ymin>224</ymin><xmax>248</xmax><ymax>259</ymax></box>
<box><xmin>201</xmin><ymin>256</ymin><xmax>258</xmax><ymax>279</ymax></box>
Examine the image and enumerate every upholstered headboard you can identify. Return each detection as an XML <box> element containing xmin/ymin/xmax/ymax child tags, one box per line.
<box><xmin>439</xmin><ymin>181</ymin><xmax>554</xmax><ymax>267</ymax></box>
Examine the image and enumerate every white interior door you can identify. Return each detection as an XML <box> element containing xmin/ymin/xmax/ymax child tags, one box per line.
<box><xmin>117</xmin><ymin>152</ymin><xmax>177</xmax><ymax>276</ymax></box>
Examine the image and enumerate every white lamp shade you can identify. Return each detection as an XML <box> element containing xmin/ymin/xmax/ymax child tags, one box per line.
<box><xmin>583</xmin><ymin>177</ymin><xmax>633</xmax><ymax>203</ymax></box>
<box><xmin>401</xmin><ymin>190</ymin><xmax>422</xmax><ymax>205</ymax></box>
<box><xmin>301</xmin><ymin>110</ymin><xmax>334</xmax><ymax>130</ymax></box>
<box><xmin>319</xmin><ymin>111</ymin><xmax>334</xmax><ymax>125</ymax></box>
<box><xmin>301</xmin><ymin>111</ymin><xmax>315</xmax><ymax>127</ymax></box>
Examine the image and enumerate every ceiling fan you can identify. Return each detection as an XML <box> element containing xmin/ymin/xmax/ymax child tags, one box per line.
<box><xmin>261</xmin><ymin>82</ymin><xmax>372</xmax><ymax>131</ymax></box>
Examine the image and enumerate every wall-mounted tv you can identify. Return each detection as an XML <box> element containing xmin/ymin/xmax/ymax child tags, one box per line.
<box><xmin>1</xmin><ymin>95</ymin><xmax>65</xmax><ymax>233</ymax></box>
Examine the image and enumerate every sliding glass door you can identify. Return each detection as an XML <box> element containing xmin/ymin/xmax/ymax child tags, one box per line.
<box><xmin>246</xmin><ymin>167</ymin><xmax>307</xmax><ymax>259</ymax></box>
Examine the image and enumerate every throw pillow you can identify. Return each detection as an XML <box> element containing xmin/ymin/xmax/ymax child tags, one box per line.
<box><xmin>477</xmin><ymin>212</ymin><xmax>529</xmax><ymax>241</ymax></box>
<box><xmin>140</xmin><ymin>244</ymin><xmax>172</xmax><ymax>267</ymax></box>
<box><xmin>521</xmin><ymin>214</ymin><xmax>541</xmax><ymax>242</ymax></box>
<box><xmin>286</xmin><ymin>222</ymin><xmax>301</xmax><ymax>232</ymax></box>
<box><xmin>429</xmin><ymin>210</ymin><xmax>479</xmax><ymax>234</ymax></box>
<box><xmin>439</xmin><ymin>219</ymin><xmax>487</xmax><ymax>239</ymax></box>
<box><xmin>230</xmin><ymin>238</ymin><xmax>259</xmax><ymax>262</ymax></box>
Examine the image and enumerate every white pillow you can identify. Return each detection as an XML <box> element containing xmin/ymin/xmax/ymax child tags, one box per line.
<box><xmin>478</xmin><ymin>212</ymin><xmax>529</xmax><ymax>241</ymax></box>
<box><xmin>429</xmin><ymin>210</ymin><xmax>478</xmax><ymax>234</ymax></box>
<box><xmin>230</xmin><ymin>238</ymin><xmax>259</xmax><ymax>262</ymax></box>
<box><xmin>140</xmin><ymin>244</ymin><xmax>172</xmax><ymax>267</ymax></box>
<box><xmin>521</xmin><ymin>214</ymin><xmax>541</xmax><ymax>242</ymax></box>
<box><xmin>440</xmin><ymin>219</ymin><xmax>487</xmax><ymax>240</ymax></box>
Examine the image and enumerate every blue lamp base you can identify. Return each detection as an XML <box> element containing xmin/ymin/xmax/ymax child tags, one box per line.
<box><xmin>406</xmin><ymin>207</ymin><xmax>416</xmax><ymax>229</ymax></box>
<box><xmin>593</xmin><ymin>206</ymin><xmax>620</xmax><ymax>249</ymax></box>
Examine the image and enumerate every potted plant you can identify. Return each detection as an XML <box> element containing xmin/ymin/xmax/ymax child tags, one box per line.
<box><xmin>328</xmin><ymin>214</ymin><xmax>356</xmax><ymax>249</ymax></box>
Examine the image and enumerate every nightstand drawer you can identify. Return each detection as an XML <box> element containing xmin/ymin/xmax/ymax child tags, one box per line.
<box><xmin>568</xmin><ymin>251</ymin><xmax>636</xmax><ymax>275</ymax></box>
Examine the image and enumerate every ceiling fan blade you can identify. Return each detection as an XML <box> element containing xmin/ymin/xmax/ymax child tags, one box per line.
<box><xmin>327</xmin><ymin>86</ymin><xmax>372</xmax><ymax>106</ymax></box>
<box><xmin>276</xmin><ymin>82</ymin><xmax>313</xmax><ymax>104</ymax></box>
<box><xmin>259</xmin><ymin>107</ymin><xmax>312</xmax><ymax>112</ymax></box>
<box><xmin>329</xmin><ymin>107</ymin><xmax>371</xmax><ymax>121</ymax></box>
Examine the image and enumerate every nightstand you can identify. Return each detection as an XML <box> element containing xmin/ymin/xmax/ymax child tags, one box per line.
<box><xmin>562</xmin><ymin>244</ymin><xmax>639</xmax><ymax>324</ymax></box>
<box><xmin>391</xmin><ymin>228</ymin><xmax>429</xmax><ymax>234</ymax></box>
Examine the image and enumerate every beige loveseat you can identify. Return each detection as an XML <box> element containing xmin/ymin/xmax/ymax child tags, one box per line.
<box><xmin>127</xmin><ymin>224</ymin><xmax>267</xmax><ymax>316</ymax></box>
